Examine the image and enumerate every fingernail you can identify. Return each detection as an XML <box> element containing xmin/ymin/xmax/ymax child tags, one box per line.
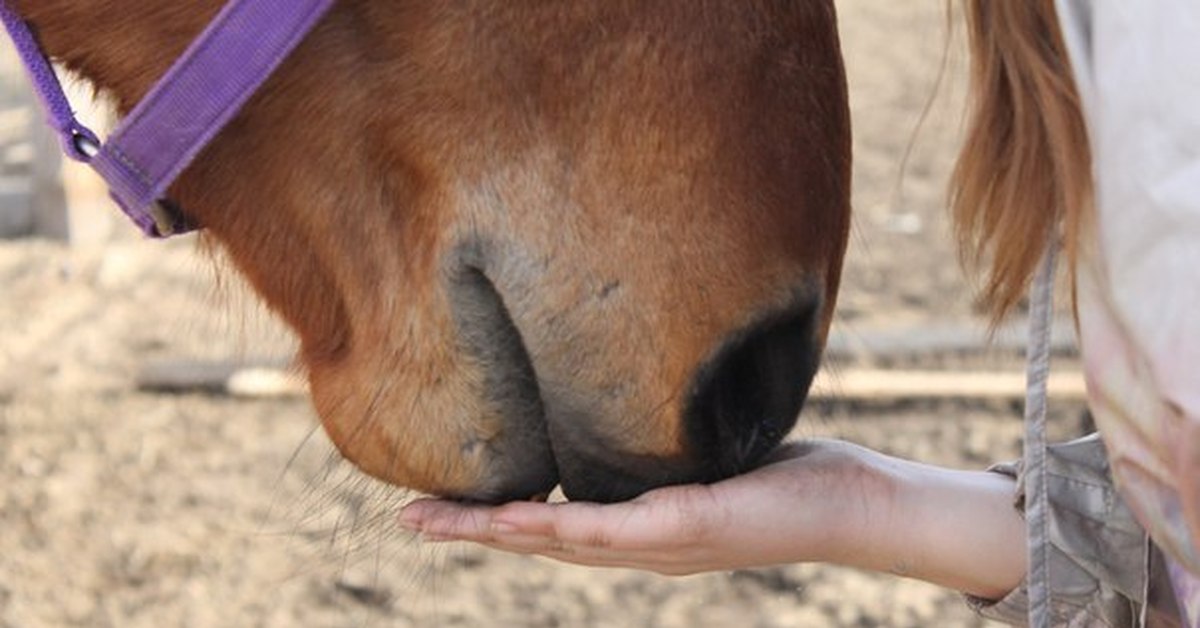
<box><xmin>397</xmin><ymin>514</ymin><xmax>422</xmax><ymax>531</ymax></box>
<box><xmin>490</xmin><ymin>521</ymin><xmax>519</xmax><ymax>534</ymax></box>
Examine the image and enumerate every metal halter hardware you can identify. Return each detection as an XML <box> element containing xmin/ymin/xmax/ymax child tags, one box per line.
<box><xmin>0</xmin><ymin>0</ymin><xmax>336</xmax><ymax>237</ymax></box>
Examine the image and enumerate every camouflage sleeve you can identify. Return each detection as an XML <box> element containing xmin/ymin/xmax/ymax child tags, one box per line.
<box><xmin>964</xmin><ymin>434</ymin><xmax>1182</xmax><ymax>627</ymax></box>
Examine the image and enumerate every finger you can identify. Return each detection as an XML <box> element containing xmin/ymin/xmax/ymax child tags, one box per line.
<box><xmin>399</xmin><ymin>499</ymin><xmax>497</xmax><ymax>540</ymax></box>
<box><xmin>401</xmin><ymin>496</ymin><xmax>729</xmax><ymax>574</ymax></box>
<box><xmin>402</xmin><ymin>505</ymin><xmax>647</xmax><ymax>565</ymax></box>
<box><xmin>471</xmin><ymin>534</ymin><xmax>705</xmax><ymax>575</ymax></box>
<box><xmin>399</xmin><ymin>499</ymin><xmax>599</xmax><ymax>546</ymax></box>
<box><xmin>401</xmin><ymin>498</ymin><xmax>616</xmax><ymax>541</ymax></box>
<box><xmin>400</xmin><ymin>487</ymin><xmax>727</xmax><ymax>565</ymax></box>
<box><xmin>401</xmin><ymin>499</ymin><xmax>624</xmax><ymax>548</ymax></box>
<box><xmin>398</xmin><ymin>497</ymin><xmax>460</xmax><ymax>527</ymax></box>
<box><xmin>493</xmin><ymin>484</ymin><xmax>726</xmax><ymax>552</ymax></box>
<box><xmin>489</xmin><ymin>501</ymin><xmax>628</xmax><ymax>547</ymax></box>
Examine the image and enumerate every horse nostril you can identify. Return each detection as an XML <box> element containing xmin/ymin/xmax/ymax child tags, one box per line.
<box><xmin>683</xmin><ymin>292</ymin><xmax>822</xmax><ymax>479</ymax></box>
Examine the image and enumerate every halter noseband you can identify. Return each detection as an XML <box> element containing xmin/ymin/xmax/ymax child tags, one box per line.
<box><xmin>0</xmin><ymin>0</ymin><xmax>336</xmax><ymax>237</ymax></box>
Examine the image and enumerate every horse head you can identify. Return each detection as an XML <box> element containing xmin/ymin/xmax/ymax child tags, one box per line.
<box><xmin>17</xmin><ymin>0</ymin><xmax>851</xmax><ymax>502</ymax></box>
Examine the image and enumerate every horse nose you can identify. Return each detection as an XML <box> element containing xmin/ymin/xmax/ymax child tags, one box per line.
<box><xmin>555</xmin><ymin>291</ymin><xmax>822</xmax><ymax>504</ymax></box>
<box><xmin>682</xmin><ymin>290</ymin><xmax>822</xmax><ymax>479</ymax></box>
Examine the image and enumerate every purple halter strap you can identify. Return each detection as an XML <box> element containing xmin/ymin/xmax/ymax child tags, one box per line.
<box><xmin>0</xmin><ymin>0</ymin><xmax>336</xmax><ymax>237</ymax></box>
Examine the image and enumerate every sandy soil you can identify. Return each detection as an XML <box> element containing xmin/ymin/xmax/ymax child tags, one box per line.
<box><xmin>1</xmin><ymin>3</ymin><xmax>1089</xmax><ymax>627</ymax></box>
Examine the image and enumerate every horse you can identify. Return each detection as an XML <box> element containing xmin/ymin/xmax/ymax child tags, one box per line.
<box><xmin>11</xmin><ymin>0</ymin><xmax>852</xmax><ymax>504</ymax></box>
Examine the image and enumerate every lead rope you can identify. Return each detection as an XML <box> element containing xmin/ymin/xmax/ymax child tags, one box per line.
<box><xmin>1025</xmin><ymin>241</ymin><xmax>1058</xmax><ymax>628</ymax></box>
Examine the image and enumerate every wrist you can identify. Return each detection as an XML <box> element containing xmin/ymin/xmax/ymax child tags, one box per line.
<box><xmin>791</xmin><ymin>443</ymin><xmax>1025</xmax><ymax>599</ymax></box>
<box><xmin>807</xmin><ymin>443</ymin><xmax>912</xmax><ymax>568</ymax></box>
<box><xmin>884</xmin><ymin>459</ymin><xmax>1026</xmax><ymax>598</ymax></box>
<box><xmin>748</xmin><ymin>440</ymin><xmax>910</xmax><ymax>567</ymax></box>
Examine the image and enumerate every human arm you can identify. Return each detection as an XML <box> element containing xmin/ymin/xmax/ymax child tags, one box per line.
<box><xmin>399</xmin><ymin>439</ymin><xmax>1027</xmax><ymax>600</ymax></box>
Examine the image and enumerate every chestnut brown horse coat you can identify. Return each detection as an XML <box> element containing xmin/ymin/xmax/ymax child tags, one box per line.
<box><xmin>14</xmin><ymin>1</ymin><xmax>851</xmax><ymax>502</ymax></box>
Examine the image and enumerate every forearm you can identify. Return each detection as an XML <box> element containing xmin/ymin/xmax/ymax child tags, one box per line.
<box><xmin>810</xmin><ymin>447</ymin><xmax>1026</xmax><ymax>600</ymax></box>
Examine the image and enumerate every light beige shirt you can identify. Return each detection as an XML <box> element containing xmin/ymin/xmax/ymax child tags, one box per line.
<box><xmin>973</xmin><ymin>1</ymin><xmax>1200</xmax><ymax>625</ymax></box>
<box><xmin>1060</xmin><ymin>0</ymin><xmax>1200</xmax><ymax>585</ymax></box>
<box><xmin>1060</xmin><ymin>0</ymin><xmax>1200</xmax><ymax>609</ymax></box>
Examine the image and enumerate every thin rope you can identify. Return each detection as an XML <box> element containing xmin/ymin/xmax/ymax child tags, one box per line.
<box><xmin>1024</xmin><ymin>241</ymin><xmax>1058</xmax><ymax>627</ymax></box>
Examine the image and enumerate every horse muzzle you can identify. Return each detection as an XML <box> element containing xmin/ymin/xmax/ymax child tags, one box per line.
<box><xmin>445</xmin><ymin>245</ymin><xmax>824</xmax><ymax>503</ymax></box>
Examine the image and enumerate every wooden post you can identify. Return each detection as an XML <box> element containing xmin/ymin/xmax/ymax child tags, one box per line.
<box><xmin>0</xmin><ymin>171</ymin><xmax>31</xmax><ymax>237</ymax></box>
<box><xmin>0</xmin><ymin>39</ymin><xmax>70</xmax><ymax>241</ymax></box>
<box><xmin>0</xmin><ymin>109</ymin><xmax>33</xmax><ymax>238</ymax></box>
<box><xmin>28</xmin><ymin>111</ymin><xmax>69</xmax><ymax>240</ymax></box>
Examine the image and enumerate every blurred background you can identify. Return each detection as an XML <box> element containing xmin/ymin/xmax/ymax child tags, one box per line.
<box><xmin>0</xmin><ymin>3</ymin><xmax>1087</xmax><ymax>627</ymax></box>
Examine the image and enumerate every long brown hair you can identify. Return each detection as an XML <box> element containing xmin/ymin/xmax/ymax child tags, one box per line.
<box><xmin>950</xmin><ymin>0</ymin><xmax>1092</xmax><ymax>322</ymax></box>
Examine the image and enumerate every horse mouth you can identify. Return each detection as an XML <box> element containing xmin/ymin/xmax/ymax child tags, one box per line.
<box><xmin>446</xmin><ymin>251</ymin><xmax>823</xmax><ymax>504</ymax></box>
<box><xmin>543</xmin><ymin>289</ymin><xmax>822</xmax><ymax>503</ymax></box>
<box><xmin>444</xmin><ymin>232</ymin><xmax>824</xmax><ymax>504</ymax></box>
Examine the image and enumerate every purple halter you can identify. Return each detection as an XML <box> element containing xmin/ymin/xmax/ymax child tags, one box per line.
<box><xmin>0</xmin><ymin>0</ymin><xmax>336</xmax><ymax>237</ymax></box>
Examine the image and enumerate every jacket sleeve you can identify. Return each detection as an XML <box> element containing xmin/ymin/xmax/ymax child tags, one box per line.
<box><xmin>965</xmin><ymin>435</ymin><xmax>1182</xmax><ymax>627</ymax></box>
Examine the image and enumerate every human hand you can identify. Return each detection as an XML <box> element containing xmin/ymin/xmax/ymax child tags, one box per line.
<box><xmin>400</xmin><ymin>437</ymin><xmax>1025</xmax><ymax>599</ymax></box>
<box><xmin>398</xmin><ymin>439</ymin><xmax>892</xmax><ymax>575</ymax></box>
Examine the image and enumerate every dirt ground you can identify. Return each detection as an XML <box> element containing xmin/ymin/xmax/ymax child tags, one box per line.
<box><xmin>1</xmin><ymin>3</ymin><xmax>1089</xmax><ymax>627</ymax></box>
